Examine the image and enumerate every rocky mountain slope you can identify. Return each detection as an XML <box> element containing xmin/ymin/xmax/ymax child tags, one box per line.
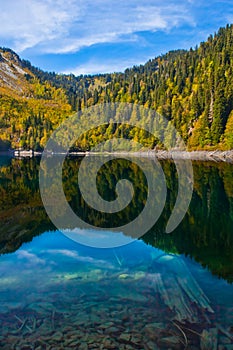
<box><xmin>0</xmin><ymin>48</ymin><xmax>71</xmax><ymax>151</ymax></box>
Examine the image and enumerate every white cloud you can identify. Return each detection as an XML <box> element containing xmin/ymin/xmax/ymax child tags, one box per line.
<box><xmin>49</xmin><ymin>249</ymin><xmax>80</xmax><ymax>258</ymax></box>
<box><xmin>0</xmin><ymin>0</ymin><xmax>194</xmax><ymax>54</ymax></box>
<box><xmin>16</xmin><ymin>250</ymin><xmax>45</xmax><ymax>264</ymax></box>
<box><xmin>0</xmin><ymin>0</ymin><xmax>78</xmax><ymax>52</ymax></box>
<box><xmin>43</xmin><ymin>249</ymin><xmax>114</xmax><ymax>267</ymax></box>
<box><xmin>63</xmin><ymin>59</ymin><xmax>145</xmax><ymax>75</ymax></box>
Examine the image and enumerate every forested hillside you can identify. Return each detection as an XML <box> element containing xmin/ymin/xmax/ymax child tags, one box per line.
<box><xmin>1</xmin><ymin>24</ymin><xmax>233</xmax><ymax>151</ymax></box>
<box><xmin>0</xmin><ymin>48</ymin><xmax>71</xmax><ymax>151</ymax></box>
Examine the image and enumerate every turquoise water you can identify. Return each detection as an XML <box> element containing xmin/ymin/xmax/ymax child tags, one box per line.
<box><xmin>0</xmin><ymin>157</ymin><xmax>233</xmax><ymax>349</ymax></box>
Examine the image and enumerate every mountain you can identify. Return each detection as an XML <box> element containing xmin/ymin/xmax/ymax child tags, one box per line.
<box><xmin>1</xmin><ymin>24</ymin><xmax>233</xmax><ymax>151</ymax></box>
<box><xmin>0</xmin><ymin>48</ymin><xmax>71</xmax><ymax>151</ymax></box>
<box><xmin>0</xmin><ymin>49</ymin><xmax>30</xmax><ymax>95</ymax></box>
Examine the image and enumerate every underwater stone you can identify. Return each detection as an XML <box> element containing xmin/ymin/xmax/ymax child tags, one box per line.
<box><xmin>119</xmin><ymin>333</ymin><xmax>131</xmax><ymax>342</ymax></box>
<box><xmin>200</xmin><ymin>329</ymin><xmax>218</xmax><ymax>350</ymax></box>
<box><xmin>158</xmin><ymin>335</ymin><xmax>181</xmax><ymax>349</ymax></box>
<box><xmin>52</xmin><ymin>331</ymin><xmax>63</xmax><ymax>341</ymax></box>
<box><xmin>130</xmin><ymin>334</ymin><xmax>142</xmax><ymax>343</ymax></box>
<box><xmin>99</xmin><ymin>322</ymin><xmax>114</xmax><ymax>329</ymax></box>
<box><xmin>118</xmin><ymin>274</ymin><xmax>130</xmax><ymax>279</ymax></box>
<box><xmin>106</xmin><ymin>326</ymin><xmax>120</xmax><ymax>333</ymax></box>
<box><xmin>144</xmin><ymin>322</ymin><xmax>164</xmax><ymax>339</ymax></box>
<box><xmin>133</xmin><ymin>271</ymin><xmax>146</xmax><ymax>280</ymax></box>
<box><xmin>146</xmin><ymin>341</ymin><xmax>159</xmax><ymax>350</ymax></box>
<box><xmin>78</xmin><ymin>342</ymin><xmax>88</xmax><ymax>350</ymax></box>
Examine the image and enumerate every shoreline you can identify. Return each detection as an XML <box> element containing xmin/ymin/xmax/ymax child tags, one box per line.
<box><xmin>1</xmin><ymin>149</ymin><xmax>233</xmax><ymax>163</ymax></box>
<box><xmin>72</xmin><ymin>150</ymin><xmax>233</xmax><ymax>163</ymax></box>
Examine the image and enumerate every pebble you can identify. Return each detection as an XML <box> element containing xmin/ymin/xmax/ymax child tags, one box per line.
<box><xmin>52</xmin><ymin>331</ymin><xmax>63</xmax><ymax>341</ymax></box>
<box><xmin>0</xmin><ymin>291</ymin><xmax>232</xmax><ymax>350</ymax></box>
<box><xmin>158</xmin><ymin>335</ymin><xmax>181</xmax><ymax>348</ymax></box>
<box><xmin>146</xmin><ymin>341</ymin><xmax>159</xmax><ymax>350</ymax></box>
<box><xmin>106</xmin><ymin>326</ymin><xmax>120</xmax><ymax>333</ymax></box>
<box><xmin>99</xmin><ymin>322</ymin><xmax>114</xmax><ymax>329</ymax></box>
<box><xmin>65</xmin><ymin>339</ymin><xmax>80</xmax><ymax>347</ymax></box>
<box><xmin>79</xmin><ymin>343</ymin><xmax>88</xmax><ymax>350</ymax></box>
<box><xmin>119</xmin><ymin>333</ymin><xmax>131</xmax><ymax>342</ymax></box>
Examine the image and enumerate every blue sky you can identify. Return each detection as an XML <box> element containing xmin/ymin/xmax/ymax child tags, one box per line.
<box><xmin>0</xmin><ymin>0</ymin><xmax>233</xmax><ymax>75</ymax></box>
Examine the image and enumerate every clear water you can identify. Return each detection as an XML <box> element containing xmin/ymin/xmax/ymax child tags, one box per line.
<box><xmin>0</xmin><ymin>156</ymin><xmax>233</xmax><ymax>349</ymax></box>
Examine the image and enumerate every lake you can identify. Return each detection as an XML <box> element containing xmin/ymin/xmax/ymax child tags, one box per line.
<box><xmin>0</xmin><ymin>156</ymin><xmax>233</xmax><ymax>349</ymax></box>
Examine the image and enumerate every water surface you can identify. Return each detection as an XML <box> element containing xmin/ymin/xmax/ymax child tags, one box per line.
<box><xmin>0</xmin><ymin>156</ymin><xmax>233</xmax><ymax>349</ymax></box>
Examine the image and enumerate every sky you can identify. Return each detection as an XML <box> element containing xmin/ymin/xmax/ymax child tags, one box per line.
<box><xmin>0</xmin><ymin>0</ymin><xmax>233</xmax><ymax>75</ymax></box>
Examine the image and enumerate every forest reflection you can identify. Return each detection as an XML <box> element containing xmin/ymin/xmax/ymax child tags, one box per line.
<box><xmin>0</xmin><ymin>156</ymin><xmax>232</xmax><ymax>282</ymax></box>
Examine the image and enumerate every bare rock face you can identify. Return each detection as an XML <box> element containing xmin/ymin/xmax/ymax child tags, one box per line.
<box><xmin>0</xmin><ymin>49</ymin><xmax>29</xmax><ymax>93</ymax></box>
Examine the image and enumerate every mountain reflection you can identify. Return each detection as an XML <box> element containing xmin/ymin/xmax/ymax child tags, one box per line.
<box><xmin>0</xmin><ymin>156</ymin><xmax>232</xmax><ymax>282</ymax></box>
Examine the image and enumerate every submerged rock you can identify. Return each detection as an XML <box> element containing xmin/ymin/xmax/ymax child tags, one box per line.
<box><xmin>118</xmin><ymin>274</ymin><xmax>130</xmax><ymax>279</ymax></box>
<box><xmin>145</xmin><ymin>341</ymin><xmax>159</xmax><ymax>350</ymax></box>
<box><xmin>119</xmin><ymin>333</ymin><xmax>131</xmax><ymax>342</ymax></box>
<box><xmin>200</xmin><ymin>328</ymin><xmax>218</xmax><ymax>350</ymax></box>
<box><xmin>158</xmin><ymin>335</ymin><xmax>182</xmax><ymax>349</ymax></box>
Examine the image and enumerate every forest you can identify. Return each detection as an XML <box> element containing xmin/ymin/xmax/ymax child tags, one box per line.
<box><xmin>0</xmin><ymin>24</ymin><xmax>233</xmax><ymax>151</ymax></box>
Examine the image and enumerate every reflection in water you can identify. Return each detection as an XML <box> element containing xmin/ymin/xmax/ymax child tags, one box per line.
<box><xmin>0</xmin><ymin>156</ymin><xmax>233</xmax><ymax>348</ymax></box>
